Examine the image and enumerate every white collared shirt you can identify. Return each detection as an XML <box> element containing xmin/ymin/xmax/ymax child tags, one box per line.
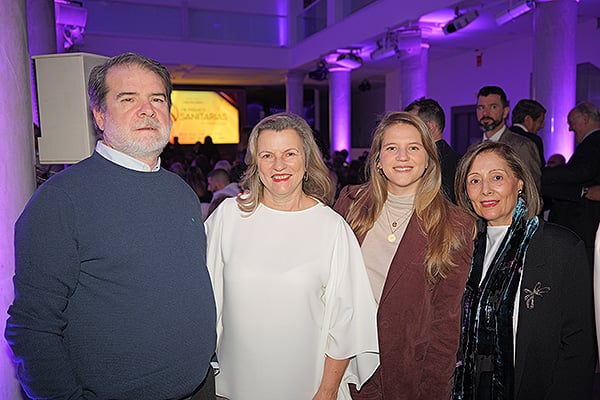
<box><xmin>483</xmin><ymin>125</ymin><xmax>507</xmax><ymax>142</ymax></box>
<box><xmin>95</xmin><ymin>141</ymin><xmax>161</xmax><ymax>172</ymax></box>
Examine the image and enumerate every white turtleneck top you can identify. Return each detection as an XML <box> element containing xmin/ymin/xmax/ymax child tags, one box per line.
<box><xmin>361</xmin><ymin>193</ymin><xmax>416</xmax><ymax>303</ymax></box>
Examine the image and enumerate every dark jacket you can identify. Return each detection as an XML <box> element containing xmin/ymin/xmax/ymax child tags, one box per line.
<box><xmin>542</xmin><ymin>129</ymin><xmax>600</xmax><ymax>264</ymax></box>
<box><xmin>496</xmin><ymin>128</ymin><xmax>542</xmax><ymax>193</ymax></box>
<box><xmin>510</xmin><ymin>125</ymin><xmax>545</xmax><ymax>168</ymax></box>
<box><xmin>436</xmin><ymin>139</ymin><xmax>461</xmax><ymax>203</ymax></box>
<box><xmin>513</xmin><ymin>220</ymin><xmax>595</xmax><ymax>399</ymax></box>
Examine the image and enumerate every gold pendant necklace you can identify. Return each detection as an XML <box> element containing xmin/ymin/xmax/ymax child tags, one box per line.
<box><xmin>384</xmin><ymin>203</ymin><xmax>413</xmax><ymax>243</ymax></box>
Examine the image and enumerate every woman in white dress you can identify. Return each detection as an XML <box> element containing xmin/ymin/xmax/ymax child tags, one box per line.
<box><xmin>205</xmin><ymin>112</ymin><xmax>379</xmax><ymax>400</ymax></box>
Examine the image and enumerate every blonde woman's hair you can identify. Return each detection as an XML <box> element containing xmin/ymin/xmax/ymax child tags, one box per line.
<box><xmin>237</xmin><ymin>112</ymin><xmax>333</xmax><ymax>213</ymax></box>
<box><xmin>344</xmin><ymin>111</ymin><xmax>468</xmax><ymax>283</ymax></box>
<box><xmin>455</xmin><ymin>141</ymin><xmax>541</xmax><ymax>221</ymax></box>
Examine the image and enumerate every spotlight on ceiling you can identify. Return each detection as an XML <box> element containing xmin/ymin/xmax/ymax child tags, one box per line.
<box><xmin>308</xmin><ymin>60</ymin><xmax>328</xmax><ymax>81</ymax></box>
<box><xmin>370</xmin><ymin>29</ymin><xmax>421</xmax><ymax>61</ymax></box>
<box><xmin>495</xmin><ymin>0</ymin><xmax>535</xmax><ymax>26</ymax></box>
<box><xmin>442</xmin><ymin>9</ymin><xmax>479</xmax><ymax>34</ymax></box>
<box><xmin>370</xmin><ymin>46</ymin><xmax>399</xmax><ymax>61</ymax></box>
<box><xmin>336</xmin><ymin>53</ymin><xmax>362</xmax><ymax>70</ymax></box>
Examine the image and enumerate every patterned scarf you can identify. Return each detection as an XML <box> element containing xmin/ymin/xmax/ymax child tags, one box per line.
<box><xmin>452</xmin><ymin>197</ymin><xmax>539</xmax><ymax>400</ymax></box>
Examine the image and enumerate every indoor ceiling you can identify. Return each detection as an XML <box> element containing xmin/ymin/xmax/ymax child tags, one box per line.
<box><xmin>162</xmin><ymin>0</ymin><xmax>600</xmax><ymax>88</ymax></box>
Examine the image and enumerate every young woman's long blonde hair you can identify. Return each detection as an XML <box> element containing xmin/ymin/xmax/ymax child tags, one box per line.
<box><xmin>237</xmin><ymin>113</ymin><xmax>333</xmax><ymax>213</ymax></box>
<box><xmin>344</xmin><ymin>112</ymin><xmax>469</xmax><ymax>283</ymax></box>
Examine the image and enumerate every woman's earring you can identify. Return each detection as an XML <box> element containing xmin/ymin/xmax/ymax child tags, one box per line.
<box><xmin>518</xmin><ymin>188</ymin><xmax>523</xmax><ymax>196</ymax></box>
<box><xmin>303</xmin><ymin>171</ymin><xmax>309</xmax><ymax>182</ymax></box>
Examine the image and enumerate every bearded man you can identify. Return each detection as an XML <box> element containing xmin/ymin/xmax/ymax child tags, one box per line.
<box><xmin>476</xmin><ymin>85</ymin><xmax>541</xmax><ymax>193</ymax></box>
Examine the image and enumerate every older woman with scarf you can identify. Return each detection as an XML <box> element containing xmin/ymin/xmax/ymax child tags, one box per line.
<box><xmin>452</xmin><ymin>141</ymin><xmax>596</xmax><ymax>400</ymax></box>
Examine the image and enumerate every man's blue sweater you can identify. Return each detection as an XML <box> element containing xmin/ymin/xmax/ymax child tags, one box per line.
<box><xmin>6</xmin><ymin>152</ymin><xmax>216</xmax><ymax>400</ymax></box>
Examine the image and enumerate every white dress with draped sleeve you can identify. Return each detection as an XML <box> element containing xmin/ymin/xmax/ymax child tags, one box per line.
<box><xmin>205</xmin><ymin>198</ymin><xmax>379</xmax><ymax>400</ymax></box>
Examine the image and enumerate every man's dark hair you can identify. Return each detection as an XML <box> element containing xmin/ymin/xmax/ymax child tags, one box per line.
<box><xmin>404</xmin><ymin>97</ymin><xmax>446</xmax><ymax>131</ymax></box>
<box><xmin>88</xmin><ymin>52</ymin><xmax>173</xmax><ymax>113</ymax></box>
<box><xmin>511</xmin><ymin>99</ymin><xmax>546</xmax><ymax>124</ymax></box>
<box><xmin>477</xmin><ymin>86</ymin><xmax>509</xmax><ymax>108</ymax></box>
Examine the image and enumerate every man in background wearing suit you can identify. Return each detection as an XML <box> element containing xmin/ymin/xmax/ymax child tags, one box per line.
<box><xmin>543</xmin><ymin>102</ymin><xmax>600</xmax><ymax>266</ymax></box>
<box><xmin>476</xmin><ymin>86</ymin><xmax>542</xmax><ymax>193</ymax></box>
<box><xmin>510</xmin><ymin>99</ymin><xmax>547</xmax><ymax>169</ymax></box>
<box><xmin>405</xmin><ymin>97</ymin><xmax>460</xmax><ymax>203</ymax></box>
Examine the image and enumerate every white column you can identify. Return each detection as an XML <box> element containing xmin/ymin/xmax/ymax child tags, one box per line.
<box><xmin>0</xmin><ymin>0</ymin><xmax>36</xmax><ymax>399</ymax></box>
<box><xmin>328</xmin><ymin>67</ymin><xmax>351</xmax><ymax>153</ymax></box>
<box><xmin>286</xmin><ymin>70</ymin><xmax>304</xmax><ymax>116</ymax></box>
<box><xmin>401</xmin><ymin>44</ymin><xmax>429</xmax><ymax>109</ymax></box>
<box><xmin>532</xmin><ymin>0</ymin><xmax>577</xmax><ymax>160</ymax></box>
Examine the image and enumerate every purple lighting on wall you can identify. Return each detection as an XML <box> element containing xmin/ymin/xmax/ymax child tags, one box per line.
<box><xmin>329</xmin><ymin>67</ymin><xmax>351</xmax><ymax>153</ymax></box>
<box><xmin>533</xmin><ymin>0</ymin><xmax>577</xmax><ymax>161</ymax></box>
<box><xmin>276</xmin><ymin>1</ymin><xmax>287</xmax><ymax>46</ymax></box>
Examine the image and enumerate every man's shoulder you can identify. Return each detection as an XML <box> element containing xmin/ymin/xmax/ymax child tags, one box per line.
<box><xmin>510</xmin><ymin>124</ymin><xmax>526</xmax><ymax>135</ymax></box>
<box><xmin>501</xmin><ymin>128</ymin><xmax>527</xmax><ymax>142</ymax></box>
<box><xmin>41</xmin><ymin>153</ymin><xmax>102</xmax><ymax>188</ymax></box>
<box><xmin>509</xmin><ymin>126</ymin><xmax>539</xmax><ymax>142</ymax></box>
<box><xmin>580</xmin><ymin>129</ymin><xmax>600</xmax><ymax>147</ymax></box>
<box><xmin>501</xmin><ymin>129</ymin><xmax>537</xmax><ymax>149</ymax></box>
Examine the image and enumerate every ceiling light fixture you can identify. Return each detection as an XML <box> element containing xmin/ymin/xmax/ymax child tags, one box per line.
<box><xmin>370</xmin><ymin>29</ymin><xmax>421</xmax><ymax>61</ymax></box>
<box><xmin>442</xmin><ymin>9</ymin><xmax>479</xmax><ymax>34</ymax></box>
<box><xmin>495</xmin><ymin>0</ymin><xmax>535</xmax><ymax>26</ymax></box>
<box><xmin>336</xmin><ymin>52</ymin><xmax>362</xmax><ymax>70</ymax></box>
<box><xmin>370</xmin><ymin>46</ymin><xmax>399</xmax><ymax>61</ymax></box>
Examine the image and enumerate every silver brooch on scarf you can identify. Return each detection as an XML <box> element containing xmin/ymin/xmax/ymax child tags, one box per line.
<box><xmin>523</xmin><ymin>282</ymin><xmax>551</xmax><ymax>310</ymax></box>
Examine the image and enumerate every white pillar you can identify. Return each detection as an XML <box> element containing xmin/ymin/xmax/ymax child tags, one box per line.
<box><xmin>328</xmin><ymin>67</ymin><xmax>351</xmax><ymax>153</ymax></box>
<box><xmin>533</xmin><ymin>0</ymin><xmax>577</xmax><ymax>160</ymax></box>
<box><xmin>286</xmin><ymin>70</ymin><xmax>304</xmax><ymax>116</ymax></box>
<box><xmin>0</xmin><ymin>0</ymin><xmax>36</xmax><ymax>399</ymax></box>
<box><xmin>401</xmin><ymin>44</ymin><xmax>429</xmax><ymax>109</ymax></box>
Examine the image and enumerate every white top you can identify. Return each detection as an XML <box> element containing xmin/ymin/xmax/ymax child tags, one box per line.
<box><xmin>205</xmin><ymin>198</ymin><xmax>379</xmax><ymax>400</ymax></box>
<box><xmin>361</xmin><ymin>193</ymin><xmax>415</xmax><ymax>303</ymax></box>
<box><xmin>483</xmin><ymin>225</ymin><xmax>521</xmax><ymax>360</ymax></box>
